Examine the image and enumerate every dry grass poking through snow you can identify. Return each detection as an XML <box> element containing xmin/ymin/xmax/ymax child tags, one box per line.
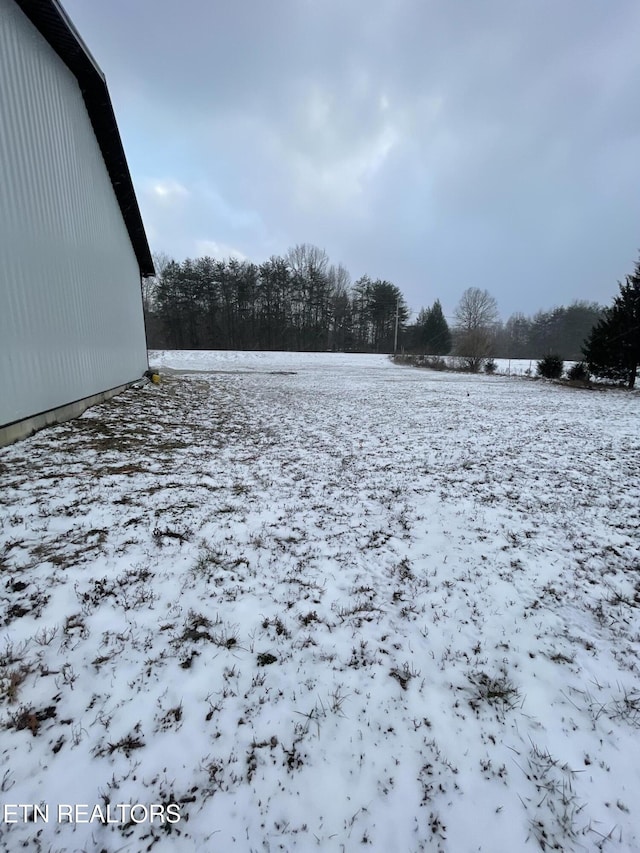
<box><xmin>0</xmin><ymin>352</ymin><xmax>639</xmax><ymax>852</ymax></box>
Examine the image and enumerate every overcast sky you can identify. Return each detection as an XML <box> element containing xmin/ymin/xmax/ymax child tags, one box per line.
<box><xmin>63</xmin><ymin>0</ymin><xmax>640</xmax><ymax>320</ymax></box>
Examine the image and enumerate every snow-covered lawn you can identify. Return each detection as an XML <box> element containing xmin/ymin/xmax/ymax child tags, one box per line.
<box><xmin>0</xmin><ymin>351</ymin><xmax>638</xmax><ymax>852</ymax></box>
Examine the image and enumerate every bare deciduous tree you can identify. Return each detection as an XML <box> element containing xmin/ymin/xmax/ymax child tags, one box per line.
<box><xmin>454</xmin><ymin>287</ymin><xmax>499</xmax><ymax>371</ymax></box>
<box><xmin>285</xmin><ymin>244</ymin><xmax>330</xmax><ymax>279</ymax></box>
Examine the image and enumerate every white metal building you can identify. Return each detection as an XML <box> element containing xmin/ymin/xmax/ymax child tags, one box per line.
<box><xmin>0</xmin><ymin>0</ymin><xmax>154</xmax><ymax>446</ymax></box>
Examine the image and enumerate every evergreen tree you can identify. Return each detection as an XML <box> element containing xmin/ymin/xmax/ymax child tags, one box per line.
<box><xmin>407</xmin><ymin>308</ymin><xmax>429</xmax><ymax>353</ymax></box>
<box><xmin>583</xmin><ymin>263</ymin><xmax>640</xmax><ymax>389</ymax></box>
<box><xmin>369</xmin><ymin>280</ymin><xmax>409</xmax><ymax>352</ymax></box>
<box><xmin>423</xmin><ymin>299</ymin><xmax>451</xmax><ymax>355</ymax></box>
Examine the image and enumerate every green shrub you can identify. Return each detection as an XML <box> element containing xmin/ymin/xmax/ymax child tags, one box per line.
<box><xmin>567</xmin><ymin>361</ymin><xmax>590</xmax><ymax>382</ymax></box>
<box><xmin>536</xmin><ymin>354</ymin><xmax>564</xmax><ymax>379</ymax></box>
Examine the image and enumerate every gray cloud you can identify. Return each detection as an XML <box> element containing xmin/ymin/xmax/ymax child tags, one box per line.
<box><xmin>64</xmin><ymin>0</ymin><xmax>640</xmax><ymax>319</ymax></box>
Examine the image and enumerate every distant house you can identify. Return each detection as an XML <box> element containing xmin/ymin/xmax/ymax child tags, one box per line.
<box><xmin>0</xmin><ymin>0</ymin><xmax>154</xmax><ymax>446</ymax></box>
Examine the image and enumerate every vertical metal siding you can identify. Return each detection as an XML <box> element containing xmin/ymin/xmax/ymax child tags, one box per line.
<box><xmin>0</xmin><ymin>0</ymin><xmax>147</xmax><ymax>427</ymax></box>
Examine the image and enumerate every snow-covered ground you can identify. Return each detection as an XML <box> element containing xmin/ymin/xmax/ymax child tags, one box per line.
<box><xmin>0</xmin><ymin>351</ymin><xmax>638</xmax><ymax>852</ymax></box>
<box><xmin>151</xmin><ymin>349</ymin><xmax>546</xmax><ymax>376</ymax></box>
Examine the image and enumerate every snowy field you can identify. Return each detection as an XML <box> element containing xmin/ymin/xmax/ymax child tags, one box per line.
<box><xmin>0</xmin><ymin>350</ymin><xmax>639</xmax><ymax>852</ymax></box>
<box><xmin>152</xmin><ymin>349</ymin><xmax>542</xmax><ymax>376</ymax></box>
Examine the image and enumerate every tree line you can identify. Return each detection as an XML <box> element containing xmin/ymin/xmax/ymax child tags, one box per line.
<box><xmin>144</xmin><ymin>245</ymin><xmax>408</xmax><ymax>354</ymax></box>
<box><xmin>144</xmin><ymin>244</ymin><xmax>639</xmax><ymax>387</ymax></box>
<box><xmin>407</xmin><ymin>296</ymin><xmax>603</xmax><ymax>362</ymax></box>
<box><xmin>492</xmin><ymin>302</ymin><xmax>604</xmax><ymax>361</ymax></box>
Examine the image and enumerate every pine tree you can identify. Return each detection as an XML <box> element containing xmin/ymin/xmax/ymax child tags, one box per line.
<box><xmin>423</xmin><ymin>300</ymin><xmax>452</xmax><ymax>355</ymax></box>
<box><xmin>583</xmin><ymin>261</ymin><xmax>640</xmax><ymax>389</ymax></box>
